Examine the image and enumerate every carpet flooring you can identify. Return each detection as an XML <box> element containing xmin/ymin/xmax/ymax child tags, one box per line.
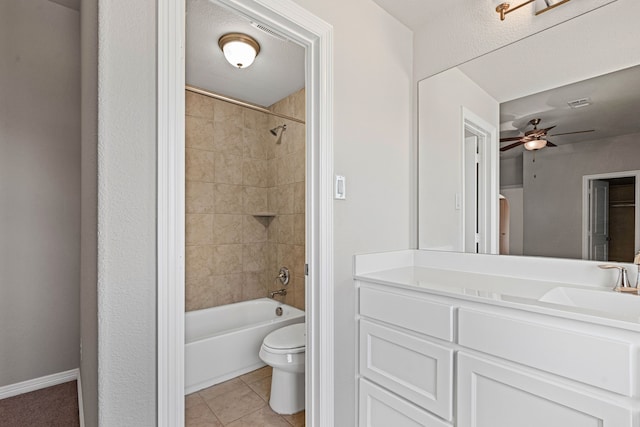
<box><xmin>0</xmin><ymin>381</ymin><xmax>79</xmax><ymax>427</ymax></box>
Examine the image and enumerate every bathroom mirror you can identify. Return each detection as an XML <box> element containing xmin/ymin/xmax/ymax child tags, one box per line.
<box><xmin>418</xmin><ymin>2</ymin><xmax>640</xmax><ymax>261</ymax></box>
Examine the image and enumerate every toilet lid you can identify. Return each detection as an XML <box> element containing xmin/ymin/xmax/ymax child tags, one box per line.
<box><xmin>263</xmin><ymin>323</ymin><xmax>306</xmax><ymax>351</ymax></box>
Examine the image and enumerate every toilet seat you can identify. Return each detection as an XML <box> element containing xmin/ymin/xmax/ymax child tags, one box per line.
<box><xmin>262</xmin><ymin>323</ymin><xmax>305</xmax><ymax>354</ymax></box>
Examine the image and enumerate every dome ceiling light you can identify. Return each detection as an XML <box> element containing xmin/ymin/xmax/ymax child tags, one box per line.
<box><xmin>218</xmin><ymin>33</ymin><xmax>260</xmax><ymax>69</ymax></box>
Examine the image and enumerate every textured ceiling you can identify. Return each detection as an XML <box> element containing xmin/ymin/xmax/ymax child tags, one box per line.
<box><xmin>186</xmin><ymin>0</ymin><xmax>305</xmax><ymax>107</ymax></box>
<box><xmin>499</xmin><ymin>64</ymin><xmax>640</xmax><ymax>149</ymax></box>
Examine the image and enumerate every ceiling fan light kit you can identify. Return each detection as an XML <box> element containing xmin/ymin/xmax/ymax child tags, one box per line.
<box><xmin>496</xmin><ymin>0</ymin><xmax>571</xmax><ymax>21</ymax></box>
<box><xmin>499</xmin><ymin>118</ymin><xmax>593</xmax><ymax>152</ymax></box>
<box><xmin>524</xmin><ymin>139</ymin><xmax>547</xmax><ymax>151</ymax></box>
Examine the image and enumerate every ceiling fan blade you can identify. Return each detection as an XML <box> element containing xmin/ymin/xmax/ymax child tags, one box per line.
<box><xmin>526</xmin><ymin>125</ymin><xmax>556</xmax><ymax>137</ymax></box>
<box><xmin>500</xmin><ymin>141</ymin><xmax>525</xmax><ymax>151</ymax></box>
<box><xmin>548</xmin><ymin>129</ymin><xmax>595</xmax><ymax>137</ymax></box>
<box><xmin>500</xmin><ymin>136</ymin><xmax>524</xmax><ymax>142</ymax></box>
<box><xmin>546</xmin><ymin>141</ymin><xmax>557</xmax><ymax>147</ymax></box>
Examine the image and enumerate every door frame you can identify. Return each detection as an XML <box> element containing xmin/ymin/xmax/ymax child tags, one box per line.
<box><xmin>582</xmin><ymin>170</ymin><xmax>640</xmax><ymax>260</ymax></box>
<box><xmin>460</xmin><ymin>107</ymin><xmax>499</xmax><ymax>254</ymax></box>
<box><xmin>157</xmin><ymin>1</ymin><xmax>335</xmax><ymax>426</ymax></box>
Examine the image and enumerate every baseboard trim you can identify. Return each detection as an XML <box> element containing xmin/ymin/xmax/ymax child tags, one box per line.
<box><xmin>77</xmin><ymin>370</ymin><xmax>85</xmax><ymax>427</ymax></box>
<box><xmin>0</xmin><ymin>368</ymin><xmax>79</xmax><ymax>400</ymax></box>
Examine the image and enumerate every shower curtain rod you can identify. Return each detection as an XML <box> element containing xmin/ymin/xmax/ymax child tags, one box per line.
<box><xmin>185</xmin><ymin>85</ymin><xmax>306</xmax><ymax>124</ymax></box>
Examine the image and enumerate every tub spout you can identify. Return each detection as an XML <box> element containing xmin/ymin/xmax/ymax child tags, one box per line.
<box><xmin>269</xmin><ymin>289</ymin><xmax>287</xmax><ymax>298</ymax></box>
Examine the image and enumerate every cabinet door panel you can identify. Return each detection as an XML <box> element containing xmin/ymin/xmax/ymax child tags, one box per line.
<box><xmin>360</xmin><ymin>286</ymin><xmax>454</xmax><ymax>341</ymax></box>
<box><xmin>360</xmin><ymin>320</ymin><xmax>453</xmax><ymax>420</ymax></box>
<box><xmin>458</xmin><ymin>308</ymin><xmax>634</xmax><ymax>396</ymax></box>
<box><xmin>457</xmin><ymin>352</ymin><xmax>634</xmax><ymax>427</ymax></box>
<box><xmin>359</xmin><ymin>379</ymin><xmax>451</xmax><ymax>427</ymax></box>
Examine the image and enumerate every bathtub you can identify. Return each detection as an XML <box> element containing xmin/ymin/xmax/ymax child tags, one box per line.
<box><xmin>185</xmin><ymin>298</ymin><xmax>305</xmax><ymax>394</ymax></box>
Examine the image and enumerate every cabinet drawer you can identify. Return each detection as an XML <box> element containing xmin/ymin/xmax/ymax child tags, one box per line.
<box><xmin>360</xmin><ymin>319</ymin><xmax>453</xmax><ymax>420</ymax></box>
<box><xmin>360</xmin><ymin>286</ymin><xmax>454</xmax><ymax>341</ymax></box>
<box><xmin>359</xmin><ymin>378</ymin><xmax>452</xmax><ymax>427</ymax></box>
<box><xmin>458</xmin><ymin>308</ymin><xmax>635</xmax><ymax>396</ymax></box>
<box><xmin>457</xmin><ymin>352</ymin><xmax>634</xmax><ymax>427</ymax></box>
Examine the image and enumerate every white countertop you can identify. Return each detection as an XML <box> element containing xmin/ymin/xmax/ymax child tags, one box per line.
<box><xmin>355</xmin><ymin>265</ymin><xmax>640</xmax><ymax>332</ymax></box>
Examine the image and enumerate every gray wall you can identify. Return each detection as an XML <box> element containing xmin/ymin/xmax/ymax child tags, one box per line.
<box><xmin>500</xmin><ymin>156</ymin><xmax>524</xmax><ymax>187</ymax></box>
<box><xmin>522</xmin><ymin>132</ymin><xmax>640</xmax><ymax>258</ymax></box>
<box><xmin>96</xmin><ymin>0</ymin><xmax>158</xmax><ymax>424</ymax></box>
<box><xmin>0</xmin><ymin>0</ymin><xmax>80</xmax><ymax>386</ymax></box>
<box><xmin>80</xmin><ymin>0</ymin><xmax>98</xmax><ymax>424</ymax></box>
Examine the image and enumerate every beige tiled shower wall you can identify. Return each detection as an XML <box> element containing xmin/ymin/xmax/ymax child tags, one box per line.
<box><xmin>268</xmin><ymin>88</ymin><xmax>306</xmax><ymax>311</ymax></box>
<box><xmin>185</xmin><ymin>88</ymin><xmax>305</xmax><ymax>312</ymax></box>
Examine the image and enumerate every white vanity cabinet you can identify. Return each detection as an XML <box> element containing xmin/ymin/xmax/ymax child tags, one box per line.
<box><xmin>457</xmin><ymin>352</ymin><xmax>634</xmax><ymax>427</ymax></box>
<box><xmin>356</xmin><ymin>274</ymin><xmax>640</xmax><ymax>427</ymax></box>
<box><xmin>357</xmin><ymin>284</ymin><xmax>456</xmax><ymax>427</ymax></box>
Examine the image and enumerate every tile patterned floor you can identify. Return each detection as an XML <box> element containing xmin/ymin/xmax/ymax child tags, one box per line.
<box><xmin>186</xmin><ymin>367</ymin><xmax>305</xmax><ymax>427</ymax></box>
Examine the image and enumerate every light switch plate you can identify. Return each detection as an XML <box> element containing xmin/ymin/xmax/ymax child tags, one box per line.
<box><xmin>335</xmin><ymin>175</ymin><xmax>346</xmax><ymax>199</ymax></box>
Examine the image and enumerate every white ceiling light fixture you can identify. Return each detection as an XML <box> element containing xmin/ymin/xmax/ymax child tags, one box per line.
<box><xmin>218</xmin><ymin>33</ymin><xmax>261</xmax><ymax>69</ymax></box>
<box><xmin>524</xmin><ymin>138</ymin><xmax>548</xmax><ymax>151</ymax></box>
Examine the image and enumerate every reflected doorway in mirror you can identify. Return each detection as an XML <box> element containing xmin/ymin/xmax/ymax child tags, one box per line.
<box><xmin>582</xmin><ymin>171</ymin><xmax>640</xmax><ymax>262</ymax></box>
<box><xmin>461</xmin><ymin>108</ymin><xmax>500</xmax><ymax>255</ymax></box>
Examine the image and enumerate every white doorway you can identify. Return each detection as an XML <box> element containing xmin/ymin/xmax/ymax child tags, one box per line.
<box><xmin>461</xmin><ymin>108</ymin><xmax>499</xmax><ymax>254</ymax></box>
<box><xmin>582</xmin><ymin>170</ymin><xmax>640</xmax><ymax>261</ymax></box>
<box><xmin>157</xmin><ymin>1</ymin><xmax>334</xmax><ymax>426</ymax></box>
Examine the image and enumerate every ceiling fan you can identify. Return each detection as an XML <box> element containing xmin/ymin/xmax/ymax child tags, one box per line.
<box><xmin>500</xmin><ymin>118</ymin><xmax>595</xmax><ymax>152</ymax></box>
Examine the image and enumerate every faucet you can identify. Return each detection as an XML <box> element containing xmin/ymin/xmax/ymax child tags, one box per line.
<box><xmin>598</xmin><ymin>264</ymin><xmax>634</xmax><ymax>292</ymax></box>
<box><xmin>269</xmin><ymin>289</ymin><xmax>287</xmax><ymax>298</ymax></box>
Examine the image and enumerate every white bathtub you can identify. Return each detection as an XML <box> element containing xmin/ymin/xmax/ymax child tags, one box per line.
<box><xmin>185</xmin><ymin>298</ymin><xmax>305</xmax><ymax>394</ymax></box>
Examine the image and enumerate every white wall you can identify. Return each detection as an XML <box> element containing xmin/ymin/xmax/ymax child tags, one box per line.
<box><xmin>87</xmin><ymin>0</ymin><xmax>412</xmax><ymax>424</ymax></box>
<box><xmin>0</xmin><ymin>0</ymin><xmax>80</xmax><ymax>387</ymax></box>
<box><xmin>95</xmin><ymin>0</ymin><xmax>158</xmax><ymax>424</ymax></box>
<box><xmin>284</xmin><ymin>0</ymin><xmax>415</xmax><ymax>426</ymax></box>
<box><xmin>418</xmin><ymin>68</ymin><xmax>498</xmax><ymax>250</ymax></box>
<box><xmin>522</xmin><ymin>132</ymin><xmax>640</xmax><ymax>259</ymax></box>
<box><xmin>80</xmin><ymin>0</ymin><xmax>98</xmax><ymax>424</ymax></box>
<box><xmin>287</xmin><ymin>1</ymin><xmax>413</xmax><ymax>423</ymax></box>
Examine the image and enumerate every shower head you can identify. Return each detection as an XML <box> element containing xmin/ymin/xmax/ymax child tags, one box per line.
<box><xmin>269</xmin><ymin>124</ymin><xmax>287</xmax><ymax>144</ymax></box>
<box><xmin>270</xmin><ymin>124</ymin><xmax>287</xmax><ymax>136</ymax></box>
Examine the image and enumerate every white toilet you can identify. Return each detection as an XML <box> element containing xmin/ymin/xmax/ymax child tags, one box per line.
<box><xmin>259</xmin><ymin>323</ymin><xmax>306</xmax><ymax>414</ymax></box>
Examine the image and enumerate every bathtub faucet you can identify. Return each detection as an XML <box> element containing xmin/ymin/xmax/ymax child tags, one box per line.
<box><xmin>269</xmin><ymin>289</ymin><xmax>287</xmax><ymax>298</ymax></box>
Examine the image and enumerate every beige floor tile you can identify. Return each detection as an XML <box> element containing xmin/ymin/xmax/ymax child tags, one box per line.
<box><xmin>240</xmin><ymin>366</ymin><xmax>272</xmax><ymax>385</ymax></box>
<box><xmin>282</xmin><ymin>410</ymin><xmax>305</xmax><ymax>427</ymax></box>
<box><xmin>225</xmin><ymin>406</ymin><xmax>291</xmax><ymax>427</ymax></box>
<box><xmin>185</xmin><ymin>401</ymin><xmax>223</xmax><ymax>427</ymax></box>
<box><xmin>186</xmin><ymin>392</ymin><xmax>205</xmax><ymax>409</ymax></box>
<box><xmin>247</xmin><ymin>376</ymin><xmax>272</xmax><ymax>402</ymax></box>
<box><xmin>204</xmin><ymin>384</ymin><xmax>266</xmax><ymax>424</ymax></box>
<box><xmin>198</xmin><ymin>378</ymin><xmax>245</xmax><ymax>402</ymax></box>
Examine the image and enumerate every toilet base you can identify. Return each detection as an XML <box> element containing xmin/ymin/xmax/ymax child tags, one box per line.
<box><xmin>269</xmin><ymin>368</ymin><xmax>305</xmax><ymax>414</ymax></box>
